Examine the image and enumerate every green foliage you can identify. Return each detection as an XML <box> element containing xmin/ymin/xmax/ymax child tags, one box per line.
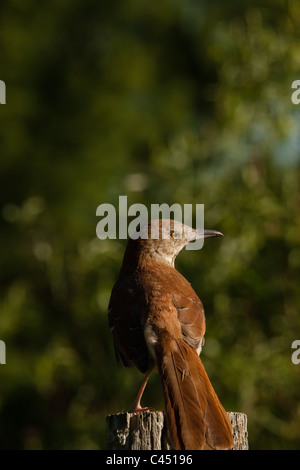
<box><xmin>0</xmin><ymin>0</ymin><xmax>300</xmax><ymax>449</ymax></box>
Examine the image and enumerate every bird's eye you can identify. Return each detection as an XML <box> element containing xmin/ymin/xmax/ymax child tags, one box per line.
<box><xmin>171</xmin><ymin>231</ymin><xmax>179</xmax><ymax>239</ymax></box>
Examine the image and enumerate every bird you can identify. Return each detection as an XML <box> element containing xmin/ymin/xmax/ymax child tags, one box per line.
<box><xmin>108</xmin><ymin>219</ymin><xmax>233</xmax><ymax>450</ymax></box>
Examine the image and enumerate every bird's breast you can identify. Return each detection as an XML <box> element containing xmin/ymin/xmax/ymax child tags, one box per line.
<box><xmin>144</xmin><ymin>323</ymin><xmax>158</xmax><ymax>361</ymax></box>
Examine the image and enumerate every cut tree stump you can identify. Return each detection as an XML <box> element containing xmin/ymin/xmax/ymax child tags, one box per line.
<box><xmin>106</xmin><ymin>410</ymin><xmax>248</xmax><ymax>450</ymax></box>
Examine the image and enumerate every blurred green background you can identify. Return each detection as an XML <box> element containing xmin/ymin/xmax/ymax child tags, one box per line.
<box><xmin>0</xmin><ymin>0</ymin><xmax>300</xmax><ymax>450</ymax></box>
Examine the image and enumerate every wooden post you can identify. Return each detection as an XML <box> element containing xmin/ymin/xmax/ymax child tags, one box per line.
<box><xmin>106</xmin><ymin>411</ymin><xmax>248</xmax><ymax>450</ymax></box>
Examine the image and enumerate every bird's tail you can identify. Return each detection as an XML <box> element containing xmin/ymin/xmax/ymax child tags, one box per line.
<box><xmin>155</xmin><ymin>333</ymin><xmax>233</xmax><ymax>450</ymax></box>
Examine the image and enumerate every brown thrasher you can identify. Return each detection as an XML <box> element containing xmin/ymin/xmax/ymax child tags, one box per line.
<box><xmin>108</xmin><ymin>219</ymin><xmax>233</xmax><ymax>450</ymax></box>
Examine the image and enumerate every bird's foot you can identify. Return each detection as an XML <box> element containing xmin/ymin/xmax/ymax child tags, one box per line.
<box><xmin>130</xmin><ymin>405</ymin><xmax>155</xmax><ymax>414</ymax></box>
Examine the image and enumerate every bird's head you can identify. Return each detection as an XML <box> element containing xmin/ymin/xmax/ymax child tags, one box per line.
<box><xmin>129</xmin><ymin>219</ymin><xmax>223</xmax><ymax>267</ymax></box>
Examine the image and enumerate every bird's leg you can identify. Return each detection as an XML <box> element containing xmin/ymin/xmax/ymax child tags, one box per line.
<box><xmin>130</xmin><ymin>368</ymin><xmax>154</xmax><ymax>413</ymax></box>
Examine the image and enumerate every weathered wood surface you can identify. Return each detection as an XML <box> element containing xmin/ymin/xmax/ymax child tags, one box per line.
<box><xmin>106</xmin><ymin>411</ymin><xmax>248</xmax><ymax>450</ymax></box>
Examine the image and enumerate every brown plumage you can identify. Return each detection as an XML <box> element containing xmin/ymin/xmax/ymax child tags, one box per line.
<box><xmin>108</xmin><ymin>219</ymin><xmax>233</xmax><ymax>450</ymax></box>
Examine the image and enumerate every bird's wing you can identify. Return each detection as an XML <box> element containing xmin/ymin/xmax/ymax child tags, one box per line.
<box><xmin>172</xmin><ymin>292</ymin><xmax>206</xmax><ymax>354</ymax></box>
<box><xmin>108</xmin><ymin>277</ymin><xmax>150</xmax><ymax>374</ymax></box>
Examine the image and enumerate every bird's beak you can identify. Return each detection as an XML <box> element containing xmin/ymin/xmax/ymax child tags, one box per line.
<box><xmin>203</xmin><ymin>229</ymin><xmax>223</xmax><ymax>239</ymax></box>
<box><xmin>193</xmin><ymin>229</ymin><xmax>224</xmax><ymax>240</ymax></box>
